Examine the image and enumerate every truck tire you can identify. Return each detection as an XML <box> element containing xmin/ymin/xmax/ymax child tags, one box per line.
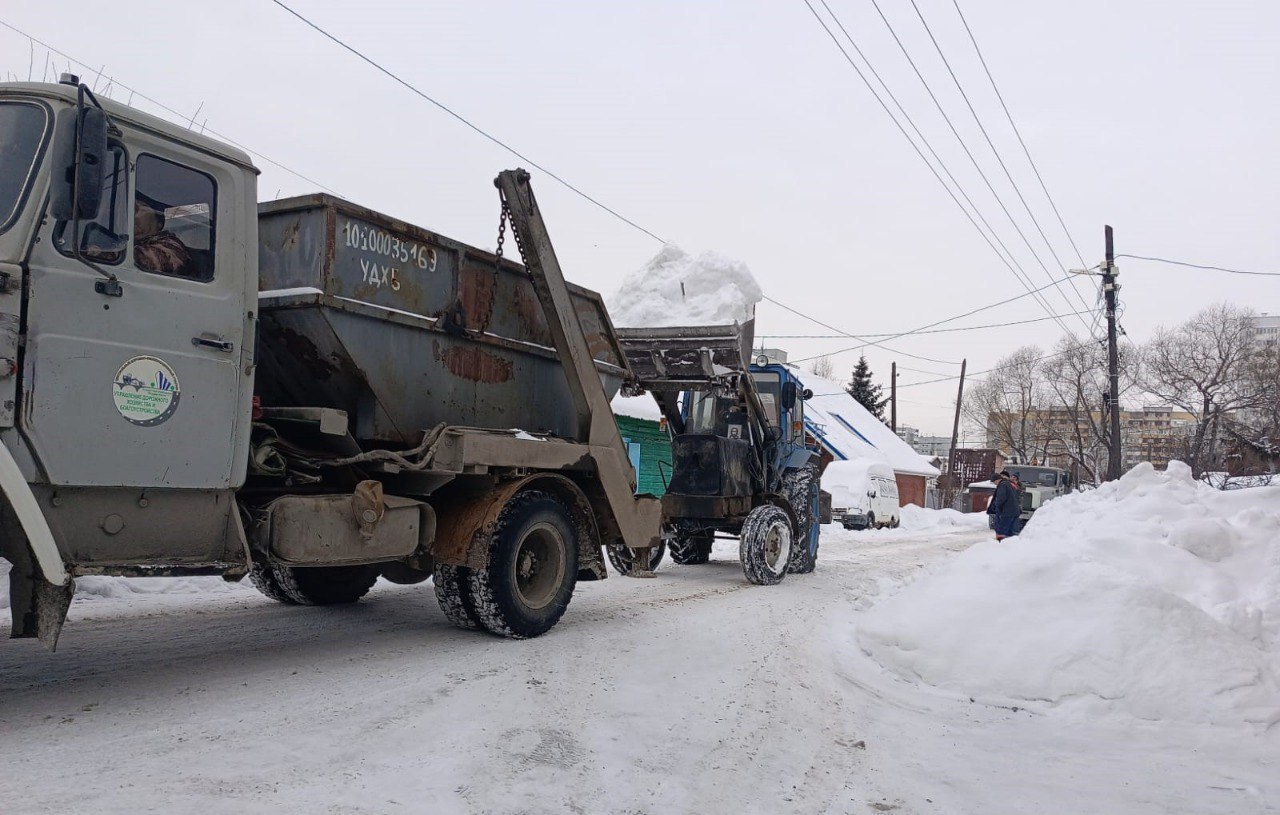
<box><xmin>607</xmin><ymin>542</ymin><xmax>666</xmax><ymax>576</ymax></box>
<box><xmin>466</xmin><ymin>490</ymin><xmax>579</xmax><ymax>638</ymax></box>
<box><xmin>433</xmin><ymin>563</ymin><xmax>482</xmax><ymax>630</ymax></box>
<box><xmin>251</xmin><ymin>564</ymin><xmax>380</xmax><ymax>605</ymax></box>
<box><xmin>669</xmin><ymin>530</ymin><xmax>714</xmax><ymax>565</ymax></box>
<box><xmin>248</xmin><ymin>562</ymin><xmax>297</xmax><ymax>604</ymax></box>
<box><xmin>739</xmin><ymin>505</ymin><xmax>792</xmax><ymax>586</ymax></box>
<box><xmin>783</xmin><ymin>462</ymin><xmax>821</xmax><ymax>574</ymax></box>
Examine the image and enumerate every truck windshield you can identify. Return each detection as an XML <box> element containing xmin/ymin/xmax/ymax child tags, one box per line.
<box><xmin>0</xmin><ymin>102</ymin><xmax>49</xmax><ymax>233</ymax></box>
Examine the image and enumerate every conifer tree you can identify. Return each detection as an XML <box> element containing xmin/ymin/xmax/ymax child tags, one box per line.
<box><xmin>846</xmin><ymin>355</ymin><xmax>888</xmax><ymax>422</ymax></box>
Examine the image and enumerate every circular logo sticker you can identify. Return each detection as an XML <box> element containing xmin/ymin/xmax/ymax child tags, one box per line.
<box><xmin>112</xmin><ymin>355</ymin><xmax>181</xmax><ymax>426</ymax></box>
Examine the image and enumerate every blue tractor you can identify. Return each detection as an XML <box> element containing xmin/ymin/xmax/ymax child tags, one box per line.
<box><xmin>612</xmin><ymin>325</ymin><xmax>824</xmax><ymax>584</ymax></box>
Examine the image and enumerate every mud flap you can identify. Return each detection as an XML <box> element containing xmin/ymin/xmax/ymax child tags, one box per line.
<box><xmin>9</xmin><ymin>566</ymin><xmax>75</xmax><ymax>650</ymax></box>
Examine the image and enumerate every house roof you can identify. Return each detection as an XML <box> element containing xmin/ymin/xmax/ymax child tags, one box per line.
<box><xmin>800</xmin><ymin>372</ymin><xmax>941</xmax><ymax>477</ymax></box>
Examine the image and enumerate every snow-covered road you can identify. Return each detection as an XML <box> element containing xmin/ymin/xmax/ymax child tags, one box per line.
<box><xmin>2</xmin><ymin>524</ymin><xmax>1276</xmax><ymax>814</ymax></box>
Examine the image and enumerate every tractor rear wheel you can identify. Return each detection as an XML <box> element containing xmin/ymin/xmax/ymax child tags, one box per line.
<box><xmin>739</xmin><ymin>505</ymin><xmax>792</xmax><ymax>586</ymax></box>
<box><xmin>783</xmin><ymin>462</ymin><xmax>821</xmax><ymax>574</ymax></box>
<box><xmin>669</xmin><ymin>530</ymin><xmax>714</xmax><ymax>565</ymax></box>
<box><xmin>607</xmin><ymin>542</ymin><xmax>666</xmax><ymax>576</ymax></box>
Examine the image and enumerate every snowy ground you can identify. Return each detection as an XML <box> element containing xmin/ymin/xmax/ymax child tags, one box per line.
<box><xmin>2</xmin><ymin>514</ymin><xmax>1277</xmax><ymax>814</ymax></box>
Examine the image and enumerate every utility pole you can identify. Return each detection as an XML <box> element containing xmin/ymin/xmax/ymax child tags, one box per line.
<box><xmin>890</xmin><ymin>361</ymin><xmax>897</xmax><ymax>433</ymax></box>
<box><xmin>946</xmin><ymin>359</ymin><xmax>967</xmax><ymax>504</ymax></box>
<box><xmin>1103</xmin><ymin>225</ymin><xmax>1123</xmax><ymax>481</ymax></box>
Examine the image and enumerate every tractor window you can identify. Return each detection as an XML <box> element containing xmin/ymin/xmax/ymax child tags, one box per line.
<box><xmin>752</xmin><ymin>372</ymin><xmax>781</xmax><ymax>428</ymax></box>
<box><xmin>686</xmin><ymin>392</ymin><xmax>719</xmax><ymax>433</ymax></box>
<box><xmin>134</xmin><ymin>154</ymin><xmax>217</xmax><ymax>281</ymax></box>
<box><xmin>0</xmin><ymin>101</ymin><xmax>50</xmax><ymax>234</ymax></box>
<box><xmin>54</xmin><ymin>143</ymin><xmax>129</xmax><ymax>264</ymax></box>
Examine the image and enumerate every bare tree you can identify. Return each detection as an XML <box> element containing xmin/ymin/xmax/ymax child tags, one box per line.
<box><xmin>1039</xmin><ymin>336</ymin><xmax>1139</xmax><ymax>484</ymax></box>
<box><xmin>1140</xmin><ymin>303</ymin><xmax>1272</xmax><ymax>476</ymax></box>
<box><xmin>809</xmin><ymin>355</ymin><xmax>835</xmax><ymax>380</ymax></box>
<box><xmin>963</xmin><ymin>345</ymin><xmax>1053</xmax><ymax>463</ymax></box>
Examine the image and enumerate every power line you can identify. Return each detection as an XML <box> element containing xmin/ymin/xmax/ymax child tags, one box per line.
<box><xmin>818</xmin><ymin>0</ymin><xmax>1079</xmax><ymax>340</ymax></box>
<box><xmin>757</xmin><ymin>308</ymin><xmax>1093</xmax><ymax>340</ymax></box>
<box><xmin>865</xmin><ymin>0</ymin><xmax>1088</xmax><ymax>334</ymax></box>
<box><xmin>769</xmin><ymin>272</ymin><xmax>1081</xmax><ymax>365</ymax></box>
<box><xmin>897</xmin><ymin>335</ymin><xmax>1106</xmax><ymax>389</ymax></box>
<box><xmin>0</xmin><ymin>18</ymin><xmax>342</xmax><ymax>196</ymax></box>
<box><xmin>951</xmin><ymin>0</ymin><xmax>1088</xmax><ymax>269</ymax></box>
<box><xmin>858</xmin><ymin>0</ymin><xmax>1086</xmax><ymax>339</ymax></box>
<box><xmin>763</xmin><ymin>294</ymin><xmax>963</xmax><ymax>365</ymax></box>
<box><xmin>813</xmin><ymin>0</ymin><xmax>1056</xmax><ymax>331</ymax></box>
<box><xmin>906</xmin><ymin>0</ymin><xmax>1095</xmax><ymax>327</ymax></box>
<box><xmin>268</xmin><ymin>0</ymin><xmax>665</xmax><ymax>244</ymax></box>
<box><xmin>1116</xmin><ymin>254</ymin><xmax>1280</xmax><ymax>278</ymax></box>
<box><xmin>798</xmin><ymin>0</ymin><xmax>1083</xmax><ymax>340</ymax></box>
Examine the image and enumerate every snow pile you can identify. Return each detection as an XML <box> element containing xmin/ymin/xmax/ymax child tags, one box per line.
<box><xmin>72</xmin><ymin>575</ymin><xmax>243</xmax><ymax>602</ymax></box>
<box><xmin>608</xmin><ymin>244</ymin><xmax>761</xmax><ymax>327</ymax></box>
<box><xmin>896</xmin><ymin>504</ymin><xmax>987</xmax><ymax>533</ymax></box>
<box><xmin>857</xmin><ymin>462</ymin><xmax>1280</xmax><ymax>727</ymax></box>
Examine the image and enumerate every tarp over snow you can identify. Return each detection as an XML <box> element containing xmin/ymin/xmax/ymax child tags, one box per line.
<box><xmin>800</xmin><ymin>371</ymin><xmax>940</xmax><ymax>478</ymax></box>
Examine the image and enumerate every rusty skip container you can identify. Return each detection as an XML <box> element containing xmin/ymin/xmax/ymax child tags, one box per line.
<box><xmin>254</xmin><ymin>194</ymin><xmax>629</xmax><ymax>444</ymax></box>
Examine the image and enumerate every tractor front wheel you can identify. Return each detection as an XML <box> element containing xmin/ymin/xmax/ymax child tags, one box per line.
<box><xmin>739</xmin><ymin>505</ymin><xmax>792</xmax><ymax>586</ymax></box>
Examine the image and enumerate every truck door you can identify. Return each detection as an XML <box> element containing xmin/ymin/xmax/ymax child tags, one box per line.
<box><xmin>23</xmin><ymin>143</ymin><xmax>252</xmax><ymax>489</ymax></box>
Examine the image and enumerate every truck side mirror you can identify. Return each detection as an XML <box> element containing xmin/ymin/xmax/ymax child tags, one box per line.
<box><xmin>781</xmin><ymin>381</ymin><xmax>797</xmax><ymax>406</ymax></box>
<box><xmin>802</xmin><ymin>388</ymin><xmax>813</xmax><ymax>400</ymax></box>
<box><xmin>49</xmin><ymin>106</ymin><xmax>107</xmax><ymax>221</ymax></box>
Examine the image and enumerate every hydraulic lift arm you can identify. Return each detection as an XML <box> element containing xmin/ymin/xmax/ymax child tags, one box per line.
<box><xmin>495</xmin><ymin>169</ymin><xmax>661</xmax><ymax>550</ymax></box>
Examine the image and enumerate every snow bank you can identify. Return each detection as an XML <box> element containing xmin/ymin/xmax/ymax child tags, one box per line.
<box><xmin>857</xmin><ymin>462</ymin><xmax>1280</xmax><ymax>728</ymax></box>
<box><xmin>896</xmin><ymin>504</ymin><xmax>987</xmax><ymax>533</ymax></box>
<box><xmin>607</xmin><ymin>244</ymin><xmax>761</xmax><ymax>327</ymax></box>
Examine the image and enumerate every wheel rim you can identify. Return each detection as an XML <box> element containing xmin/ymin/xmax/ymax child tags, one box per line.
<box><xmin>513</xmin><ymin>522</ymin><xmax>567</xmax><ymax>610</ymax></box>
<box><xmin>763</xmin><ymin>520</ymin><xmax>791</xmax><ymax>574</ymax></box>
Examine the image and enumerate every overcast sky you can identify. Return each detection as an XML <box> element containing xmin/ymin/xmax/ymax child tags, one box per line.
<box><xmin>3</xmin><ymin>1</ymin><xmax>1276</xmax><ymax>435</ymax></box>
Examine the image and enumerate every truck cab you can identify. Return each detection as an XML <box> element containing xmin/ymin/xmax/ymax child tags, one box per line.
<box><xmin>1005</xmin><ymin>464</ymin><xmax>1072</xmax><ymax>528</ymax></box>
<box><xmin>0</xmin><ymin>79</ymin><xmax>259</xmax><ymax>599</ymax></box>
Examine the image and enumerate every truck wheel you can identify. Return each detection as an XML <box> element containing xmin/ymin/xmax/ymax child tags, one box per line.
<box><xmin>607</xmin><ymin>542</ymin><xmax>666</xmax><ymax>576</ymax></box>
<box><xmin>259</xmin><ymin>564</ymin><xmax>380</xmax><ymax>605</ymax></box>
<box><xmin>248</xmin><ymin>562</ymin><xmax>297</xmax><ymax>604</ymax></box>
<box><xmin>467</xmin><ymin>490</ymin><xmax>579</xmax><ymax>638</ymax></box>
<box><xmin>669</xmin><ymin>530</ymin><xmax>714</xmax><ymax>565</ymax></box>
<box><xmin>433</xmin><ymin>563</ymin><xmax>482</xmax><ymax>630</ymax></box>
<box><xmin>739</xmin><ymin>505</ymin><xmax>792</xmax><ymax>586</ymax></box>
<box><xmin>783</xmin><ymin>462</ymin><xmax>821</xmax><ymax>574</ymax></box>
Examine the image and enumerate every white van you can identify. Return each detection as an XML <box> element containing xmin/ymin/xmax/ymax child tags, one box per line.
<box><xmin>823</xmin><ymin>460</ymin><xmax>901</xmax><ymax>530</ymax></box>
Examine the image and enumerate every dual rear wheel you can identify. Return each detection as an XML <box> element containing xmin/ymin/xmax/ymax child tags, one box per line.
<box><xmin>432</xmin><ymin>490</ymin><xmax>579</xmax><ymax>639</ymax></box>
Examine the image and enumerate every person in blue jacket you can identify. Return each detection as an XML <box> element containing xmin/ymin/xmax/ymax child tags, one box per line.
<box><xmin>989</xmin><ymin>470</ymin><xmax>1022</xmax><ymax>541</ymax></box>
